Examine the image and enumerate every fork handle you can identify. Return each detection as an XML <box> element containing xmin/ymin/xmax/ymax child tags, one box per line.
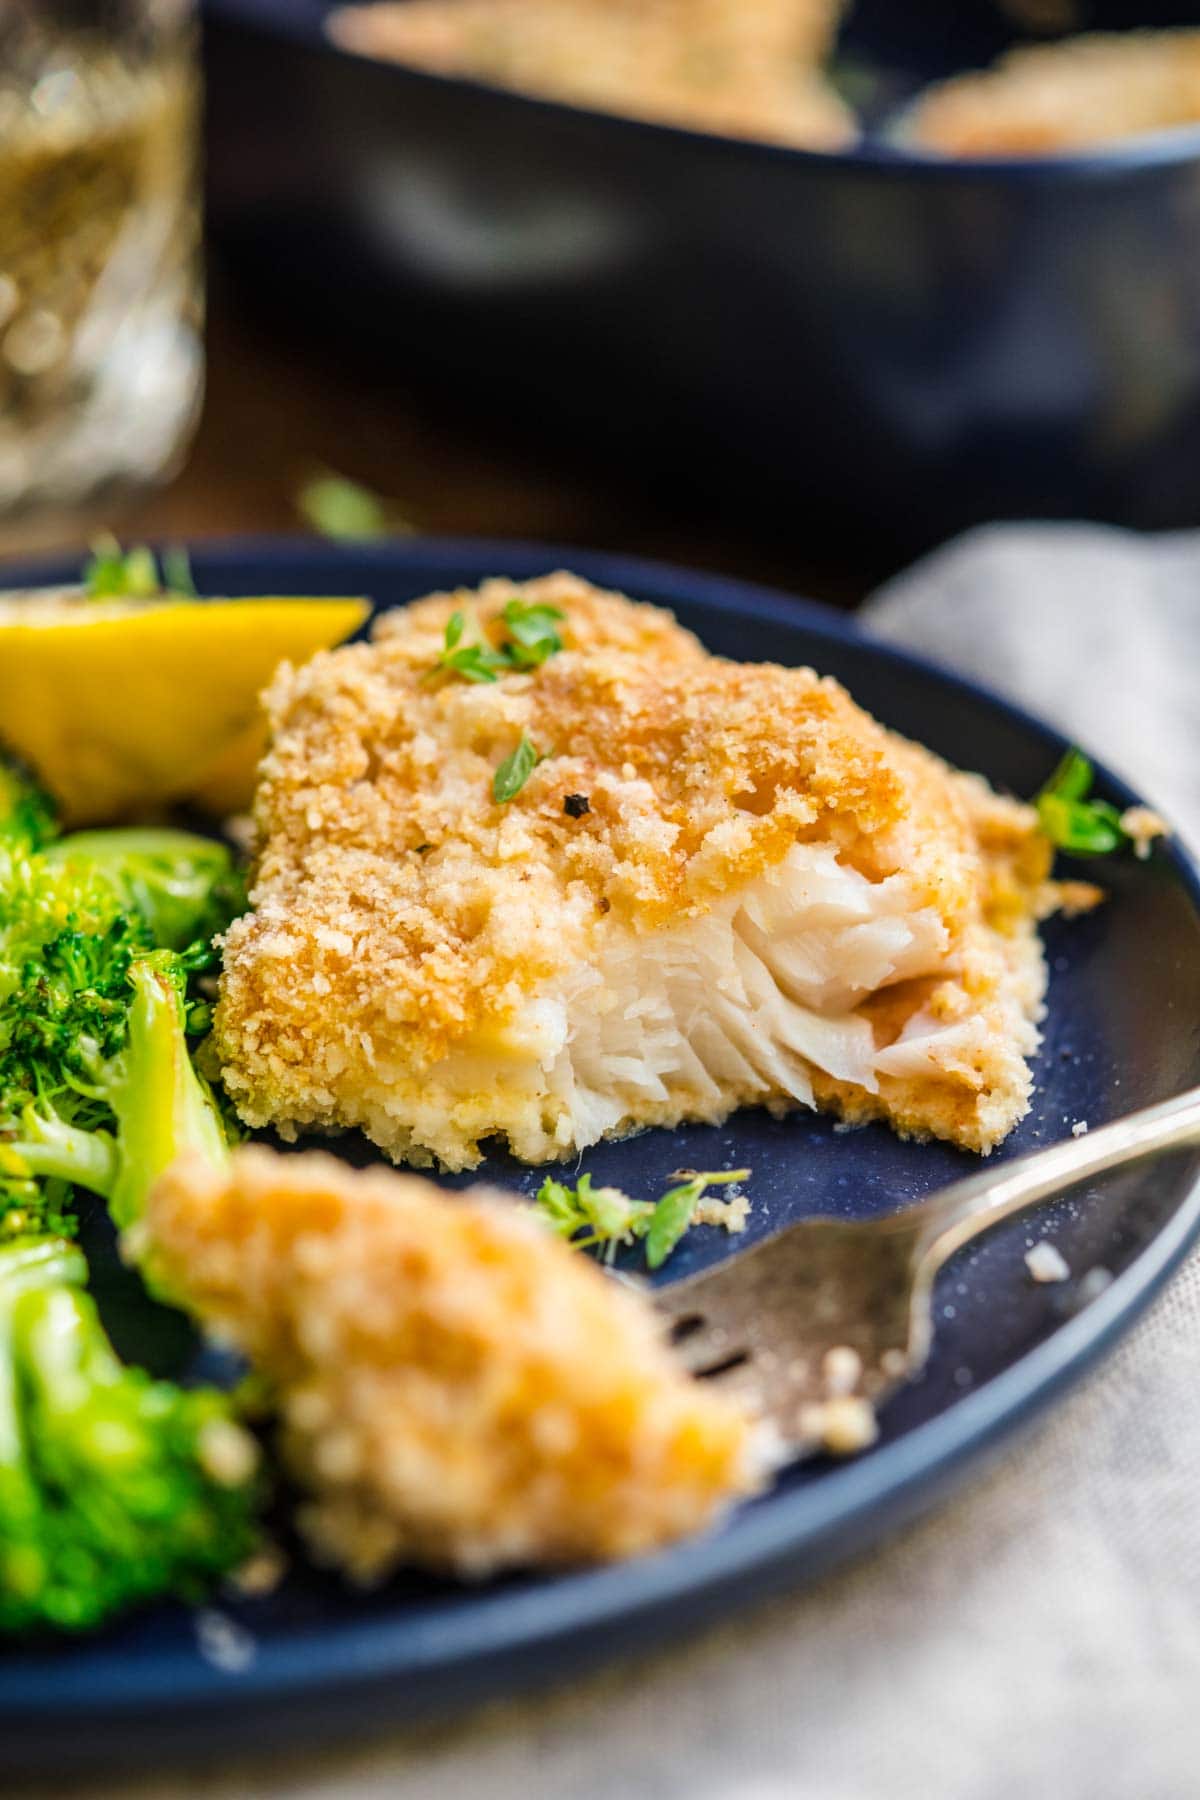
<box><xmin>911</xmin><ymin>1086</ymin><xmax>1200</xmax><ymax>1272</ymax></box>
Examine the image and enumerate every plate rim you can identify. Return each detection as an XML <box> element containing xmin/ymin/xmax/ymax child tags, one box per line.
<box><xmin>2</xmin><ymin>534</ymin><xmax>1198</xmax><ymax>1745</ymax></box>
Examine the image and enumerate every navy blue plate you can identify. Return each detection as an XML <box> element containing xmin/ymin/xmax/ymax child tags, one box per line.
<box><xmin>3</xmin><ymin>539</ymin><xmax>1199</xmax><ymax>1776</ymax></box>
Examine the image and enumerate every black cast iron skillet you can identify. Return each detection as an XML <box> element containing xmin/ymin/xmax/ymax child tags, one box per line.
<box><xmin>203</xmin><ymin>1</ymin><xmax>1200</xmax><ymax>553</ymax></box>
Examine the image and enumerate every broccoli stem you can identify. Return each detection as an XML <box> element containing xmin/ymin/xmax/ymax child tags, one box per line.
<box><xmin>0</xmin><ymin>1235</ymin><xmax>261</xmax><ymax>1632</ymax></box>
<box><xmin>106</xmin><ymin>961</ymin><xmax>230</xmax><ymax>1232</ymax></box>
<box><xmin>0</xmin><ymin>1242</ymin><xmax>85</xmax><ymax>1623</ymax></box>
<box><xmin>7</xmin><ymin>962</ymin><xmax>229</xmax><ymax>1234</ymax></box>
<box><xmin>13</xmin><ymin>1111</ymin><xmax>117</xmax><ymax>1197</ymax></box>
<box><xmin>0</xmin><ymin>1323</ymin><xmax>43</xmax><ymax>1616</ymax></box>
<box><xmin>18</xmin><ymin>1285</ymin><xmax>173</xmax><ymax>1505</ymax></box>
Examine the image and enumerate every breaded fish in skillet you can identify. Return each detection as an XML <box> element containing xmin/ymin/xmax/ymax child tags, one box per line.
<box><xmin>215</xmin><ymin>574</ymin><xmax>1059</xmax><ymax>1172</ymax></box>
<box><xmin>908</xmin><ymin>29</ymin><xmax>1200</xmax><ymax>158</ymax></box>
<box><xmin>330</xmin><ymin>0</ymin><xmax>856</xmax><ymax>151</ymax></box>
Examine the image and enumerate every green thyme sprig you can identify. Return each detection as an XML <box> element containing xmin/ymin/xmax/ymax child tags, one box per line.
<box><xmin>499</xmin><ymin>599</ymin><xmax>564</xmax><ymax>668</ymax></box>
<box><xmin>645</xmin><ymin>1170</ymin><xmax>751</xmax><ymax>1270</ymax></box>
<box><xmin>436</xmin><ymin>611</ymin><xmax>512</xmax><ymax>684</ymax></box>
<box><xmin>83</xmin><ymin>537</ymin><xmax>160</xmax><ymax>598</ymax></box>
<box><xmin>533</xmin><ymin>1173</ymin><xmax>653</xmax><ymax>1258</ymax></box>
<box><xmin>296</xmin><ymin>468</ymin><xmax>415</xmax><ymax>542</ymax></box>
<box><xmin>531</xmin><ymin>1168</ymin><xmax>750</xmax><ymax>1270</ymax></box>
<box><xmin>1034</xmin><ymin>749</ymin><xmax>1128</xmax><ymax>856</ymax></box>
<box><xmin>434</xmin><ymin>599</ymin><xmax>565</xmax><ymax>687</ymax></box>
<box><xmin>82</xmin><ymin>537</ymin><xmax>196</xmax><ymax>599</ymax></box>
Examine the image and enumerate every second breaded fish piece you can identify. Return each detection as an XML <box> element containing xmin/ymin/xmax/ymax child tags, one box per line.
<box><xmin>144</xmin><ymin>1147</ymin><xmax>760</xmax><ymax>1578</ymax></box>
<box><xmin>216</xmin><ymin>572</ymin><xmax>1057</xmax><ymax>1171</ymax></box>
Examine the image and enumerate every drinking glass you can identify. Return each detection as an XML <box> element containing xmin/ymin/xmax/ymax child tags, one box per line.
<box><xmin>0</xmin><ymin>0</ymin><xmax>202</xmax><ymax>545</ymax></box>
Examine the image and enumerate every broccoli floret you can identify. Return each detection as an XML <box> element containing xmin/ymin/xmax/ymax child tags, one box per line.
<box><xmin>0</xmin><ymin>755</ymin><xmax>57</xmax><ymax>856</ymax></box>
<box><xmin>0</xmin><ymin>821</ymin><xmax>238</xmax><ymax>1229</ymax></box>
<box><xmin>0</xmin><ymin>812</ymin><xmax>261</xmax><ymax>1632</ymax></box>
<box><xmin>0</xmin><ymin>822</ymin><xmax>245</xmax><ymax>1224</ymax></box>
<box><xmin>0</xmin><ymin>944</ymin><xmax>258</xmax><ymax>1633</ymax></box>
<box><xmin>2</xmin><ymin>953</ymin><xmax>231</xmax><ymax>1231</ymax></box>
<box><xmin>43</xmin><ymin>828</ymin><xmax>247</xmax><ymax>954</ymax></box>
<box><xmin>0</xmin><ymin>827</ymin><xmax>152</xmax><ymax>1017</ymax></box>
<box><xmin>0</xmin><ymin>1230</ymin><xmax>257</xmax><ymax>1633</ymax></box>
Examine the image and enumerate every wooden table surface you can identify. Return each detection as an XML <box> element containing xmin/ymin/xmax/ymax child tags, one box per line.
<box><xmin>57</xmin><ymin>277</ymin><xmax>884</xmax><ymax>611</ymax></box>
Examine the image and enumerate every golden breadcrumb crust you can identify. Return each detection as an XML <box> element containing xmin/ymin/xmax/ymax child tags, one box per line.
<box><xmin>908</xmin><ymin>29</ymin><xmax>1200</xmax><ymax>157</ymax></box>
<box><xmin>144</xmin><ymin>1148</ymin><xmax>760</xmax><ymax>1578</ymax></box>
<box><xmin>215</xmin><ymin>572</ymin><xmax>1056</xmax><ymax>1167</ymax></box>
<box><xmin>329</xmin><ymin>0</ymin><xmax>855</xmax><ymax>149</ymax></box>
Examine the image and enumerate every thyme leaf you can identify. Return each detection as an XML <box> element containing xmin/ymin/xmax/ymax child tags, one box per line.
<box><xmin>82</xmin><ymin>537</ymin><xmax>197</xmax><ymax>600</ymax></box>
<box><xmin>297</xmin><ymin>469</ymin><xmax>414</xmax><ymax>541</ymax></box>
<box><xmin>492</xmin><ymin>735</ymin><xmax>542</xmax><ymax>803</ymax></box>
<box><xmin>82</xmin><ymin>537</ymin><xmax>162</xmax><ymax>599</ymax></box>
<box><xmin>1035</xmin><ymin>749</ymin><xmax>1128</xmax><ymax>856</ymax></box>
<box><xmin>500</xmin><ymin>599</ymin><xmax>564</xmax><ymax>668</ymax></box>
<box><xmin>530</xmin><ymin>1167</ymin><xmax>750</xmax><ymax>1269</ymax></box>
<box><xmin>431</xmin><ymin>598</ymin><xmax>566</xmax><ymax>684</ymax></box>
<box><xmin>645</xmin><ymin>1169</ymin><xmax>750</xmax><ymax>1270</ymax></box>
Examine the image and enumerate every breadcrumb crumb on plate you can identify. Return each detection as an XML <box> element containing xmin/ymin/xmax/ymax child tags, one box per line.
<box><xmin>216</xmin><ymin>573</ymin><xmax>1067</xmax><ymax>1173</ymax></box>
<box><xmin>1120</xmin><ymin>806</ymin><xmax>1168</xmax><ymax>862</ymax></box>
<box><xmin>145</xmin><ymin>1148</ymin><xmax>763</xmax><ymax>1580</ymax></box>
<box><xmin>1025</xmin><ymin>1242</ymin><xmax>1071</xmax><ymax>1284</ymax></box>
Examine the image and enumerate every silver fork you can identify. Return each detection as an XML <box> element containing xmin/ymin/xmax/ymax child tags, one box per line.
<box><xmin>655</xmin><ymin>1088</ymin><xmax>1200</xmax><ymax>1455</ymax></box>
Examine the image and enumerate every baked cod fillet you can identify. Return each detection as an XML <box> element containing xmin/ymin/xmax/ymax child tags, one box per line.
<box><xmin>144</xmin><ymin>1148</ymin><xmax>760</xmax><ymax>1577</ymax></box>
<box><xmin>216</xmin><ymin>573</ymin><xmax>1058</xmax><ymax>1172</ymax></box>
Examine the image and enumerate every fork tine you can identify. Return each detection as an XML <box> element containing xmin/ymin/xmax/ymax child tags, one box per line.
<box><xmin>670</xmin><ymin>1322</ymin><xmax>747</xmax><ymax>1376</ymax></box>
<box><xmin>655</xmin><ymin>1214</ymin><xmax>923</xmax><ymax>1455</ymax></box>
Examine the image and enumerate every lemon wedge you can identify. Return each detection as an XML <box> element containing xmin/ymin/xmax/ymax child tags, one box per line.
<box><xmin>0</xmin><ymin>592</ymin><xmax>370</xmax><ymax>825</ymax></box>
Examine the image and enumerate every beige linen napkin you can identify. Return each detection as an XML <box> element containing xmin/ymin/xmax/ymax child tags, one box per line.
<box><xmin>65</xmin><ymin>523</ymin><xmax>1200</xmax><ymax>1800</ymax></box>
<box><xmin>865</xmin><ymin>521</ymin><xmax>1200</xmax><ymax>831</ymax></box>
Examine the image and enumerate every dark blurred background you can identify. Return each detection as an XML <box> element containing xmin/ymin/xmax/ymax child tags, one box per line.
<box><xmin>9</xmin><ymin>0</ymin><xmax>1200</xmax><ymax>607</ymax></box>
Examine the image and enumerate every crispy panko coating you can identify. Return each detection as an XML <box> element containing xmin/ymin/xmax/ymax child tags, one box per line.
<box><xmin>330</xmin><ymin>0</ymin><xmax>855</xmax><ymax>150</ymax></box>
<box><xmin>908</xmin><ymin>29</ymin><xmax>1200</xmax><ymax>157</ymax></box>
<box><xmin>217</xmin><ymin>573</ymin><xmax>1058</xmax><ymax>1169</ymax></box>
<box><xmin>144</xmin><ymin>1148</ymin><xmax>760</xmax><ymax>1578</ymax></box>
